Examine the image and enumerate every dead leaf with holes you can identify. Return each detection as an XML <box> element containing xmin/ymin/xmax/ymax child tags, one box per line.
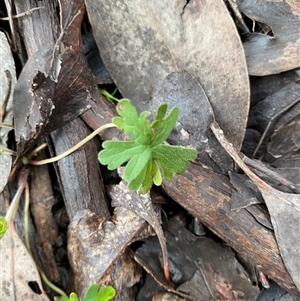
<box><xmin>67</xmin><ymin>183</ymin><xmax>150</xmax><ymax>299</ymax></box>
<box><xmin>0</xmin><ymin>221</ymin><xmax>50</xmax><ymax>301</ymax></box>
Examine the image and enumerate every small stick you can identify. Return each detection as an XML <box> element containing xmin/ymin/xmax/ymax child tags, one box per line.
<box><xmin>242</xmin><ymin>155</ymin><xmax>300</xmax><ymax>194</ymax></box>
<box><xmin>0</xmin><ymin>7</ymin><xmax>43</xmax><ymax>20</ymax></box>
<box><xmin>252</xmin><ymin>96</ymin><xmax>300</xmax><ymax>158</ymax></box>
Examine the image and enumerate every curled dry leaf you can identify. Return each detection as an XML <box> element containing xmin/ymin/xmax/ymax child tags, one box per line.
<box><xmin>110</xmin><ymin>178</ymin><xmax>170</xmax><ymax>281</ymax></box>
<box><xmin>85</xmin><ymin>0</ymin><xmax>250</xmax><ymax>151</ymax></box>
<box><xmin>0</xmin><ymin>221</ymin><xmax>50</xmax><ymax>301</ymax></box>
<box><xmin>67</xmin><ymin>203</ymin><xmax>146</xmax><ymax>298</ymax></box>
<box><xmin>237</xmin><ymin>0</ymin><xmax>300</xmax><ymax>75</ymax></box>
<box><xmin>14</xmin><ymin>0</ymin><xmax>98</xmax><ymax>154</ymax></box>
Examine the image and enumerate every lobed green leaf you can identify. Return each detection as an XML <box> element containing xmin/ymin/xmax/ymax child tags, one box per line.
<box><xmin>98</xmin><ymin>99</ymin><xmax>197</xmax><ymax>193</ymax></box>
<box><xmin>113</xmin><ymin>99</ymin><xmax>152</xmax><ymax>144</ymax></box>
<box><xmin>153</xmin><ymin>145</ymin><xmax>197</xmax><ymax>181</ymax></box>
<box><xmin>151</xmin><ymin>105</ymin><xmax>179</xmax><ymax>147</ymax></box>
<box><xmin>98</xmin><ymin>141</ymin><xmax>146</xmax><ymax>170</ymax></box>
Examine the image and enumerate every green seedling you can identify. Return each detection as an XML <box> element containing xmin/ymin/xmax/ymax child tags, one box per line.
<box><xmin>0</xmin><ymin>216</ymin><xmax>8</xmax><ymax>237</ymax></box>
<box><xmin>100</xmin><ymin>88</ymin><xmax>119</xmax><ymax>103</ymax></box>
<box><xmin>98</xmin><ymin>99</ymin><xmax>197</xmax><ymax>193</ymax></box>
<box><xmin>54</xmin><ymin>284</ymin><xmax>116</xmax><ymax>301</ymax></box>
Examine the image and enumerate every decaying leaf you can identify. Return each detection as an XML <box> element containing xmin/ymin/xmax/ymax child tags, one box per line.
<box><xmin>14</xmin><ymin>0</ymin><xmax>98</xmax><ymax>154</ymax></box>
<box><xmin>211</xmin><ymin>121</ymin><xmax>300</xmax><ymax>292</ymax></box>
<box><xmin>270</xmin><ymin>152</ymin><xmax>300</xmax><ymax>187</ymax></box>
<box><xmin>111</xmin><ymin>178</ymin><xmax>170</xmax><ymax>281</ymax></box>
<box><xmin>0</xmin><ymin>221</ymin><xmax>50</xmax><ymax>301</ymax></box>
<box><xmin>135</xmin><ymin>221</ymin><xmax>259</xmax><ymax>300</ymax></box>
<box><xmin>85</xmin><ymin>0</ymin><xmax>250</xmax><ymax>151</ymax></box>
<box><xmin>67</xmin><ymin>202</ymin><xmax>146</xmax><ymax>298</ymax></box>
<box><xmin>229</xmin><ymin>172</ymin><xmax>263</xmax><ymax>210</ymax></box>
<box><xmin>237</xmin><ymin>0</ymin><xmax>300</xmax><ymax>75</ymax></box>
<box><xmin>247</xmin><ymin>81</ymin><xmax>300</xmax><ymax>157</ymax></box>
<box><xmin>0</xmin><ymin>32</ymin><xmax>16</xmax><ymax>193</ymax></box>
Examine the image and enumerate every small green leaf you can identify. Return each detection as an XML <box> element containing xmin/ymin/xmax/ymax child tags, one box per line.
<box><xmin>123</xmin><ymin>148</ymin><xmax>151</xmax><ymax>182</ymax></box>
<box><xmin>98</xmin><ymin>100</ymin><xmax>197</xmax><ymax>193</ymax></box>
<box><xmin>113</xmin><ymin>99</ymin><xmax>152</xmax><ymax>144</ymax></box>
<box><xmin>151</xmin><ymin>105</ymin><xmax>179</xmax><ymax>147</ymax></box>
<box><xmin>83</xmin><ymin>284</ymin><xmax>116</xmax><ymax>301</ymax></box>
<box><xmin>0</xmin><ymin>217</ymin><xmax>8</xmax><ymax>237</ymax></box>
<box><xmin>99</xmin><ymin>141</ymin><xmax>146</xmax><ymax>170</ymax></box>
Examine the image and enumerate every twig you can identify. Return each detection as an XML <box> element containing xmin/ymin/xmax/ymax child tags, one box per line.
<box><xmin>252</xmin><ymin>96</ymin><xmax>300</xmax><ymax>158</ymax></box>
<box><xmin>0</xmin><ymin>7</ymin><xmax>43</xmax><ymax>20</ymax></box>
<box><xmin>242</xmin><ymin>155</ymin><xmax>300</xmax><ymax>194</ymax></box>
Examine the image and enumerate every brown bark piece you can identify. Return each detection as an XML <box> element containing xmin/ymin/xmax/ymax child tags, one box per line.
<box><xmin>50</xmin><ymin>117</ymin><xmax>109</xmax><ymax>220</ymax></box>
<box><xmin>162</xmin><ymin>163</ymin><xmax>300</xmax><ymax>298</ymax></box>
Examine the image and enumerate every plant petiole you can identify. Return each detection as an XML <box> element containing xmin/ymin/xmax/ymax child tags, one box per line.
<box><xmin>0</xmin><ymin>145</ymin><xmax>16</xmax><ymax>155</ymax></box>
<box><xmin>28</xmin><ymin>123</ymin><xmax>116</xmax><ymax>166</ymax></box>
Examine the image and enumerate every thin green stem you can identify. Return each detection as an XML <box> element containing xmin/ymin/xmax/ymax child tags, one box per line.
<box><xmin>0</xmin><ymin>145</ymin><xmax>16</xmax><ymax>155</ymax></box>
<box><xmin>5</xmin><ymin>181</ymin><xmax>25</xmax><ymax>222</ymax></box>
<box><xmin>29</xmin><ymin>123</ymin><xmax>116</xmax><ymax>166</ymax></box>
<box><xmin>0</xmin><ymin>122</ymin><xmax>14</xmax><ymax>129</ymax></box>
<box><xmin>101</xmin><ymin>89</ymin><xmax>120</xmax><ymax>102</ymax></box>
<box><xmin>24</xmin><ymin>183</ymin><xmax>30</xmax><ymax>251</ymax></box>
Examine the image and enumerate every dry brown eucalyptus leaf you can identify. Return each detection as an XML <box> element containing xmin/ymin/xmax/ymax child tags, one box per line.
<box><xmin>109</xmin><ymin>178</ymin><xmax>170</xmax><ymax>281</ymax></box>
<box><xmin>152</xmin><ymin>70</ymin><xmax>232</xmax><ymax>171</ymax></box>
<box><xmin>135</xmin><ymin>221</ymin><xmax>259</xmax><ymax>300</ymax></box>
<box><xmin>0</xmin><ymin>222</ymin><xmax>50</xmax><ymax>301</ymax></box>
<box><xmin>14</xmin><ymin>0</ymin><xmax>97</xmax><ymax>154</ymax></box>
<box><xmin>85</xmin><ymin>0</ymin><xmax>250</xmax><ymax>150</ymax></box>
<box><xmin>211</xmin><ymin>121</ymin><xmax>300</xmax><ymax>292</ymax></box>
<box><xmin>237</xmin><ymin>0</ymin><xmax>300</xmax><ymax>75</ymax></box>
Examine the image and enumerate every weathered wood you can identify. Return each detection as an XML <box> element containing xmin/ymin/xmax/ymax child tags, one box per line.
<box><xmin>49</xmin><ymin>117</ymin><xmax>110</xmax><ymax>221</ymax></box>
